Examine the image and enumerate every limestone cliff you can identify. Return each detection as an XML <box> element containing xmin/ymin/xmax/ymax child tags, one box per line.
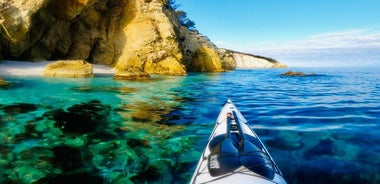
<box><xmin>230</xmin><ymin>51</ymin><xmax>287</xmax><ymax>68</ymax></box>
<box><xmin>0</xmin><ymin>0</ymin><xmax>285</xmax><ymax>79</ymax></box>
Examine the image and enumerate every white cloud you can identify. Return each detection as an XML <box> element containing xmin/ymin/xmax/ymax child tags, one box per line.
<box><xmin>217</xmin><ymin>29</ymin><xmax>380</xmax><ymax>67</ymax></box>
<box><xmin>282</xmin><ymin>29</ymin><xmax>380</xmax><ymax>50</ymax></box>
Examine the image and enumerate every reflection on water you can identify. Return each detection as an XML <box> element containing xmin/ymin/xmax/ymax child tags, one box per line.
<box><xmin>1</xmin><ymin>68</ymin><xmax>380</xmax><ymax>183</ymax></box>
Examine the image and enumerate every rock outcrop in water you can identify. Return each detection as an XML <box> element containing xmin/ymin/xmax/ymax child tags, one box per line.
<box><xmin>44</xmin><ymin>60</ymin><xmax>94</xmax><ymax>78</ymax></box>
<box><xmin>0</xmin><ymin>77</ymin><xmax>8</xmax><ymax>86</ymax></box>
<box><xmin>0</xmin><ymin>0</ymin><xmax>286</xmax><ymax>79</ymax></box>
<box><xmin>280</xmin><ymin>71</ymin><xmax>316</xmax><ymax>77</ymax></box>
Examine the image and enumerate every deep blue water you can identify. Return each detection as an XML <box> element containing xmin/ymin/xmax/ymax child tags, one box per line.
<box><xmin>1</xmin><ymin>67</ymin><xmax>380</xmax><ymax>183</ymax></box>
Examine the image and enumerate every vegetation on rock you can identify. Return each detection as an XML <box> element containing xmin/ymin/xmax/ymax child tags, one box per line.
<box><xmin>166</xmin><ymin>0</ymin><xmax>196</xmax><ymax>30</ymax></box>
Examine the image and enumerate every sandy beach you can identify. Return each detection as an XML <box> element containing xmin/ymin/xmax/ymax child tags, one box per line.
<box><xmin>0</xmin><ymin>60</ymin><xmax>115</xmax><ymax>76</ymax></box>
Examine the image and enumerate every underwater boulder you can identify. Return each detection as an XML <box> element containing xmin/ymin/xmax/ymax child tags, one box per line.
<box><xmin>130</xmin><ymin>166</ymin><xmax>162</xmax><ymax>183</ymax></box>
<box><xmin>52</xmin><ymin>146</ymin><xmax>84</xmax><ymax>172</ymax></box>
<box><xmin>44</xmin><ymin>100</ymin><xmax>111</xmax><ymax>134</ymax></box>
<box><xmin>71</xmin><ymin>86</ymin><xmax>138</xmax><ymax>93</ymax></box>
<box><xmin>52</xmin><ymin>110</ymin><xmax>98</xmax><ymax>134</ymax></box>
<box><xmin>67</xmin><ymin>100</ymin><xmax>110</xmax><ymax>117</ymax></box>
<box><xmin>9</xmin><ymin>165</ymin><xmax>46</xmax><ymax>183</ymax></box>
<box><xmin>304</xmin><ymin>139</ymin><xmax>334</xmax><ymax>159</ymax></box>
<box><xmin>295</xmin><ymin>159</ymin><xmax>360</xmax><ymax>184</ymax></box>
<box><xmin>2</xmin><ymin>103</ymin><xmax>38</xmax><ymax>114</ymax></box>
<box><xmin>266</xmin><ymin>137</ymin><xmax>303</xmax><ymax>150</ymax></box>
<box><xmin>126</xmin><ymin>138</ymin><xmax>150</xmax><ymax>148</ymax></box>
<box><xmin>37</xmin><ymin>172</ymin><xmax>104</xmax><ymax>184</ymax></box>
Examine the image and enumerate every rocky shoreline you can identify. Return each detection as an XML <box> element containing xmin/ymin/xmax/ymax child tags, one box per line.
<box><xmin>0</xmin><ymin>55</ymin><xmax>286</xmax><ymax>79</ymax></box>
<box><xmin>0</xmin><ymin>0</ymin><xmax>286</xmax><ymax>80</ymax></box>
<box><xmin>0</xmin><ymin>60</ymin><xmax>115</xmax><ymax>77</ymax></box>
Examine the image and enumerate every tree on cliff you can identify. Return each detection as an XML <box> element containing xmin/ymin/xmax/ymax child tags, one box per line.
<box><xmin>176</xmin><ymin>10</ymin><xmax>196</xmax><ymax>30</ymax></box>
<box><xmin>165</xmin><ymin>0</ymin><xmax>179</xmax><ymax>10</ymax></box>
<box><xmin>165</xmin><ymin>0</ymin><xmax>196</xmax><ymax>30</ymax></box>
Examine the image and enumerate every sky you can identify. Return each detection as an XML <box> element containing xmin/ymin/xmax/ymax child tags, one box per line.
<box><xmin>175</xmin><ymin>0</ymin><xmax>380</xmax><ymax>67</ymax></box>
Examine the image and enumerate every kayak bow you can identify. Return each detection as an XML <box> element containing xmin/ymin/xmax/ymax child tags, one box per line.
<box><xmin>190</xmin><ymin>99</ymin><xmax>287</xmax><ymax>184</ymax></box>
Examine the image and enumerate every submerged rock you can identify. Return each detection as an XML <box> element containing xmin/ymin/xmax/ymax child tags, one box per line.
<box><xmin>266</xmin><ymin>137</ymin><xmax>303</xmax><ymax>150</ymax></box>
<box><xmin>130</xmin><ymin>165</ymin><xmax>162</xmax><ymax>183</ymax></box>
<box><xmin>123</xmin><ymin>101</ymin><xmax>171</xmax><ymax>123</ymax></box>
<box><xmin>44</xmin><ymin>100</ymin><xmax>111</xmax><ymax>134</ymax></box>
<box><xmin>295</xmin><ymin>159</ymin><xmax>360</xmax><ymax>184</ymax></box>
<box><xmin>51</xmin><ymin>110</ymin><xmax>98</xmax><ymax>134</ymax></box>
<box><xmin>10</xmin><ymin>165</ymin><xmax>46</xmax><ymax>183</ymax></box>
<box><xmin>126</xmin><ymin>138</ymin><xmax>150</xmax><ymax>148</ymax></box>
<box><xmin>1</xmin><ymin>103</ymin><xmax>38</xmax><ymax>114</ymax></box>
<box><xmin>7</xmin><ymin>146</ymin><xmax>56</xmax><ymax>183</ymax></box>
<box><xmin>37</xmin><ymin>172</ymin><xmax>104</xmax><ymax>184</ymax></box>
<box><xmin>304</xmin><ymin>139</ymin><xmax>334</xmax><ymax>159</ymax></box>
<box><xmin>52</xmin><ymin>146</ymin><xmax>84</xmax><ymax>172</ymax></box>
<box><xmin>71</xmin><ymin>86</ymin><xmax>139</xmax><ymax>93</ymax></box>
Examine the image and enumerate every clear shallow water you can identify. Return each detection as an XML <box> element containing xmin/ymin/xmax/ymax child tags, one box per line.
<box><xmin>1</xmin><ymin>67</ymin><xmax>380</xmax><ymax>183</ymax></box>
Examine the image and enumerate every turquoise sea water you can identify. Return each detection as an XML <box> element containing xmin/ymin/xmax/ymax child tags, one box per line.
<box><xmin>1</xmin><ymin>67</ymin><xmax>380</xmax><ymax>183</ymax></box>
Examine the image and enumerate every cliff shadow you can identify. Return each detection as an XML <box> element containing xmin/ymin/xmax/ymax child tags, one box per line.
<box><xmin>1</xmin><ymin>0</ymin><xmax>132</xmax><ymax>66</ymax></box>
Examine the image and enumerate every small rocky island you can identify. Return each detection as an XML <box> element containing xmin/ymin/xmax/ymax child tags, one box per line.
<box><xmin>0</xmin><ymin>77</ymin><xmax>7</xmax><ymax>86</ymax></box>
<box><xmin>280</xmin><ymin>71</ymin><xmax>316</xmax><ymax>77</ymax></box>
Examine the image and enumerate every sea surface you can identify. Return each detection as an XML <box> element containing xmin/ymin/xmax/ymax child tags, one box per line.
<box><xmin>1</xmin><ymin>67</ymin><xmax>379</xmax><ymax>183</ymax></box>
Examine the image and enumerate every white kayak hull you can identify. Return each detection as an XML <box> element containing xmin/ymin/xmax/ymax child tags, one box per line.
<box><xmin>190</xmin><ymin>99</ymin><xmax>287</xmax><ymax>184</ymax></box>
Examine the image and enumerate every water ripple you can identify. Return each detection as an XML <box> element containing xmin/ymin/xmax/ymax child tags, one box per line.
<box><xmin>1</xmin><ymin>68</ymin><xmax>380</xmax><ymax>183</ymax></box>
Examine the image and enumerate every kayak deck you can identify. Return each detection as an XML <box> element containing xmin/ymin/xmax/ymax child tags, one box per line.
<box><xmin>190</xmin><ymin>99</ymin><xmax>286</xmax><ymax>184</ymax></box>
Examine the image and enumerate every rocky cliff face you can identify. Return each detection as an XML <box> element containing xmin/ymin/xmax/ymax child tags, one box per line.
<box><xmin>230</xmin><ymin>51</ymin><xmax>287</xmax><ymax>68</ymax></box>
<box><xmin>0</xmin><ymin>0</ymin><xmax>285</xmax><ymax>78</ymax></box>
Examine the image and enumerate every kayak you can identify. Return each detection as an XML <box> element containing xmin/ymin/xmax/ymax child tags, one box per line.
<box><xmin>190</xmin><ymin>99</ymin><xmax>287</xmax><ymax>184</ymax></box>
